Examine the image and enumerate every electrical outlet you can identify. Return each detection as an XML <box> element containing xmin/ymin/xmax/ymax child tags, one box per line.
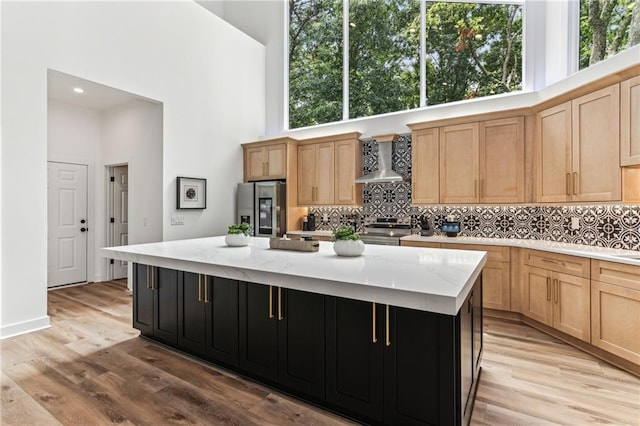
<box><xmin>571</xmin><ymin>217</ymin><xmax>580</xmax><ymax>230</ymax></box>
<box><xmin>171</xmin><ymin>216</ymin><xmax>184</xmax><ymax>226</ymax></box>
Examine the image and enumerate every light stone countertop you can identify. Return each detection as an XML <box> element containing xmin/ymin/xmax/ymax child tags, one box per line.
<box><xmin>102</xmin><ymin>235</ymin><xmax>486</xmax><ymax>315</ymax></box>
<box><xmin>400</xmin><ymin>235</ymin><xmax>640</xmax><ymax>266</ymax></box>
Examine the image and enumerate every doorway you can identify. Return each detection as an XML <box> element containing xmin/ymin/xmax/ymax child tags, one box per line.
<box><xmin>108</xmin><ymin>165</ymin><xmax>129</xmax><ymax>279</ymax></box>
<box><xmin>47</xmin><ymin>161</ymin><xmax>88</xmax><ymax>287</ymax></box>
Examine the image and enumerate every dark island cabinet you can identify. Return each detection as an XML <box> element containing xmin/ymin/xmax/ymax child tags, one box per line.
<box><xmin>326</xmin><ymin>276</ymin><xmax>483</xmax><ymax>426</ymax></box>
<box><xmin>239</xmin><ymin>282</ymin><xmax>326</xmax><ymax>400</ymax></box>
<box><xmin>132</xmin><ymin>263</ymin><xmax>178</xmax><ymax>345</ymax></box>
<box><xmin>178</xmin><ymin>273</ymin><xmax>239</xmax><ymax>367</ymax></box>
<box><xmin>132</xmin><ymin>263</ymin><xmax>482</xmax><ymax>426</ymax></box>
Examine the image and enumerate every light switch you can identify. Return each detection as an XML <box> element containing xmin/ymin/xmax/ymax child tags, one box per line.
<box><xmin>171</xmin><ymin>216</ymin><xmax>184</xmax><ymax>226</ymax></box>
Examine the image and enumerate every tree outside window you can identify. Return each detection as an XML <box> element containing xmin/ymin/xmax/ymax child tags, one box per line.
<box><xmin>580</xmin><ymin>0</ymin><xmax>640</xmax><ymax>69</ymax></box>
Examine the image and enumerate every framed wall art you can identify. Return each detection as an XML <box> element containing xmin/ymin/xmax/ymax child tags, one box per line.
<box><xmin>177</xmin><ymin>177</ymin><xmax>206</xmax><ymax>209</ymax></box>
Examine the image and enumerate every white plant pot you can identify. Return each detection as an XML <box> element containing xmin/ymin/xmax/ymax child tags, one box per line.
<box><xmin>225</xmin><ymin>233</ymin><xmax>250</xmax><ymax>247</ymax></box>
<box><xmin>333</xmin><ymin>239</ymin><xmax>365</xmax><ymax>257</ymax></box>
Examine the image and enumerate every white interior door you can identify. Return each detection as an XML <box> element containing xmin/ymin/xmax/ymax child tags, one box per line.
<box><xmin>47</xmin><ymin>162</ymin><xmax>88</xmax><ymax>287</ymax></box>
<box><xmin>112</xmin><ymin>165</ymin><xmax>129</xmax><ymax>279</ymax></box>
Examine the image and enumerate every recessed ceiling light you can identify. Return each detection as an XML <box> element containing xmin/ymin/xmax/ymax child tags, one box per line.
<box><xmin>73</xmin><ymin>87</ymin><xmax>84</xmax><ymax>94</ymax></box>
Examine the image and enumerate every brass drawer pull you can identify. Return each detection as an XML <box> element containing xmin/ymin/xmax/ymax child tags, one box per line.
<box><xmin>385</xmin><ymin>305</ymin><xmax>391</xmax><ymax>347</ymax></box>
<box><xmin>268</xmin><ymin>286</ymin><xmax>274</xmax><ymax>319</ymax></box>
<box><xmin>372</xmin><ymin>303</ymin><xmax>377</xmax><ymax>343</ymax></box>
<box><xmin>278</xmin><ymin>287</ymin><xmax>283</xmax><ymax>320</ymax></box>
<box><xmin>566</xmin><ymin>173</ymin><xmax>571</xmax><ymax>196</ymax></box>
<box><xmin>204</xmin><ymin>275</ymin><xmax>209</xmax><ymax>303</ymax></box>
<box><xmin>546</xmin><ymin>277</ymin><xmax>551</xmax><ymax>301</ymax></box>
<box><xmin>198</xmin><ymin>274</ymin><xmax>202</xmax><ymax>302</ymax></box>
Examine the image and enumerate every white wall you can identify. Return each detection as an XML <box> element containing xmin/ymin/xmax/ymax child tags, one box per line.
<box><xmin>1</xmin><ymin>1</ymin><xmax>265</xmax><ymax>338</ymax></box>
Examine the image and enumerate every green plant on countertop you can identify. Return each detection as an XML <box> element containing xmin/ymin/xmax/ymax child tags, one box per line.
<box><xmin>333</xmin><ymin>226</ymin><xmax>360</xmax><ymax>241</ymax></box>
<box><xmin>227</xmin><ymin>223</ymin><xmax>252</xmax><ymax>236</ymax></box>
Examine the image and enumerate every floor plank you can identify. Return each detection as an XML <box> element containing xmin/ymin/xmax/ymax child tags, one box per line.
<box><xmin>1</xmin><ymin>281</ymin><xmax>639</xmax><ymax>425</ymax></box>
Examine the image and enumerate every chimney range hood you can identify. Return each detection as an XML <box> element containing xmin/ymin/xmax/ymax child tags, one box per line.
<box><xmin>355</xmin><ymin>134</ymin><xmax>409</xmax><ymax>184</ymax></box>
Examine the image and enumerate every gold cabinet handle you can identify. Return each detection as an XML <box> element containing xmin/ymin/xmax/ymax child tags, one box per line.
<box><xmin>474</xmin><ymin>179</ymin><xmax>478</xmax><ymax>198</ymax></box>
<box><xmin>268</xmin><ymin>286</ymin><xmax>274</xmax><ymax>319</ymax></box>
<box><xmin>566</xmin><ymin>173</ymin><xmax>571</xmax><ymax>196</ymax></box>
<box><xmin>385</xmin><ymin>305</ymin><xmax>391</xmax><ymax>347</ymax></box>
<box><xmin>150</xmin><ymin>266</ymin><xmax>155</xmax><ymax>290</ymax></box>
<box><xmin>146</xmin><ymin>266</ymin><xmax>150</xmax><ymax>289</ymax></box>
<box><xmin>546</xmin><ymin>277</ymin><xmax>551</xmax><ymax>301</ymax></box>
<box><xmin>573</xmin><ymin>172</ymin><xmax>578</xmax><ymax>195</ymax></box>
<box><xmin>372</xmin><ymin>303</ymin><xmax>377</xmax><ymax>343</ymax></box>
<box><xmin>278</xmin><ymin>287</ymin><xmax>283</xmax><ymax>320</ymax></box>
<box><xmin>198</xmin><ymin>274</ymin><xmax>202</xmax><ymax>302</ymax></box>
<box><xmin>553</xmin><ymin>279</ymin><xmax>559</xmax><ymax>304</ymax></box>
<box><xmin>204</xmin><ymin>275</ymin><xmax>209</xmax><ymax>303</ymax></box>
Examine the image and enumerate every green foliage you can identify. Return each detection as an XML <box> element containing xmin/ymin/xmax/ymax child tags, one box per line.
<box><xmin>227</xmin><ymin>223</ymin><xmax>252</xmax><ymax>235</ymax></box>
<box><xmin>333</xmin><ymin>226</ymin><xmax>360</xmax><ymax>241</ymax></box>
<box><xmin>289</xmin><ymin>0</ymin><xmax>523</xmax><ymax>128</ymax></box>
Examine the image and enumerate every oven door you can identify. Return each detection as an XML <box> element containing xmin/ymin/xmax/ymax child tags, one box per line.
<box><xmin>359</xmin><ymin>234</ymin><xmax>400</xmax><ymax>246</ymax></box>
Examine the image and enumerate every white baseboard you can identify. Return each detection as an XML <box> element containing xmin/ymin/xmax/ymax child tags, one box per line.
<box><xmin>0</xmin><ymin>316</ymin><xmax>51</xmax><ymax>339</ymax></box>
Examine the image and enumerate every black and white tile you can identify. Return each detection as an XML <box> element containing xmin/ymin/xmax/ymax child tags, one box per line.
<box><xmin>307</xmin><ymin>133</ymin><xmax>640</xmax><ymax>250</ymax></box>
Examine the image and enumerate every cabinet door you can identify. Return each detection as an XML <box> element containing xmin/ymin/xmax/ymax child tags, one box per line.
<box><xmin>239</xmin><ymin>282</ymin><xmax>278</xmax><ymax>383</ymax></box>
<box><xmin>591</xmin><ymin>280</ymin><xmax>640</xmax><ymax>364</ymax></box>
<box><xmin>411</xmin><ymin>128</ymin><xmax>439</xmax><ymax>204</ymax></box>
<box><xmin>133</xmin><ymin>263</ymin><xmax>153</xmax><ymax>336</ymax></box>
<box><xmin>459</xmin><ymin>293</ymin><xmax>474</xmax><ymax>423</ymax></box>
<box><xmin>278</xmin><ymin>289</ymin><xmax>325</xmax><ymax>400</ymax></box>
<box><xmin>326</xmin><ymin>297</ymin><xmax>384</xmax><ymax>423</ymax></box>
<box><xmin>552</xmin><ymin>272</ymin><xmax>591</xmax><ymax>342</ymax></box>
<box><xmin>535</xmin><ymin>102</ymin><xmax>572</xmax><ymax>202</ymax></box>
<box><xmin>335</xmin><ymin>138</ymin><xmax>361</xmax><ymax>205</ymax></box>
<box><xmin>206</xmin><ymin>277</ymin><xmax>239</xmax><ymax>367</ymax></box>
<box><xmin>473</xmin><ymin>279</ymin><xmax>483</xmax><ymax>375</ymax></box>
<box><xmin>154</xmin><ymin>267</ymin><xmax>179</xmax><ymax>345</ymax></box>
<box><xmin>572</xmin><ymin>85</ymin><xmax>621</xmax><ymax>202</ymax></box>
<box><xmin>245</xmin><ymin>146</ymin><xmax>266</xmax><ymax>181</ymax></box>
<box><xmin>479</xmin><ymin>117</ymin><xmax>525</xmax><ymax>203</ymax></box>
<box><xmin>384</xmin><ymin>305</ymin><xmax>452</xmax><ymax>426</ymax></box>
<box><xmin>265</xmin><ymin>144</ymin><xmax>286</xmax><ymax>179</ymax></box>
<box><xmin>440</xmin><ymin>123</ymin><xmax>479</xmax><ymax>203</ymax></box>
<box><xmin>178</xmin><ymin>272</ymin><xmax>206</xmax><ymax>356</ymax></box>
<box><xmin>297</xmin><ymin>144</ymin><xmax>316</xmax><ymax>205</ymax></box>
<box><xmin>522</xmin><ymin>265</ymin><xmax>553</xmax><ymax>326</ymax></box>
<box><xmin>315</xmin><ymin>142</ymin><xmax>335</xmax><ymax>204</ymax></box>
<box><xmin>621</xmin><ymin>75</ymin><xmax>640</xmax><ymax>166</ymax></box>
<box><xmin>482</xmin><ymin>261</ymin><xmax>511</xmax><ymax>310</ymax></box>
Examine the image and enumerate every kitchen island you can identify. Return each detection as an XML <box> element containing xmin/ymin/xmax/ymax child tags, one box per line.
<box><xmin>102</xmin><ymin>236</ymin><xmax>486</xmax><ymax>425</ymax></box>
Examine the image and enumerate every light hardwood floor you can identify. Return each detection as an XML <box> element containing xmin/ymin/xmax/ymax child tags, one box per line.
<box><xmin>1</xmin><ymin>281</ymin><xmax>639</xmax><ymax>425</ymax></box>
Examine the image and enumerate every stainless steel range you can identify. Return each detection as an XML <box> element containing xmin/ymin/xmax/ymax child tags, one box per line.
<box><xmin>360</xmin><ymin>217</ymin><xmax>412</xmax><ymax>246</ymax></box>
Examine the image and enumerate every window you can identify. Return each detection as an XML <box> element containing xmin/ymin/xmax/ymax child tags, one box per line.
<box><xmin>579</xmin><ymin>0</ymin><xmax>639</xmax><ymax>70</ymax></box>
<box><xmin>288</xmin><ymin>0</ymin><xmax>523</xmax><ymax>129</ymax></box>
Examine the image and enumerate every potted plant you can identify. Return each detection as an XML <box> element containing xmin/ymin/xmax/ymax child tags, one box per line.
<box><xmin>225</xmin><ymin>223</ymin><xmax>252</xmax><ymax>247</ymax></box>
<box><xmin>332</xmin><ymin>226</ymin><xmax>365</xmax><ymax>257</ymax></box>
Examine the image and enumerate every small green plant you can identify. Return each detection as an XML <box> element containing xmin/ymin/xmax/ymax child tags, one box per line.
<box><xmin>333</xmin><ymin>226</ymin><xmax>360</xmax><ymax>241</ymax></box>
<box><xmin>227</xmin><ymin>223</ymin><xmax>252</xmax><ymax>235</ymax></box>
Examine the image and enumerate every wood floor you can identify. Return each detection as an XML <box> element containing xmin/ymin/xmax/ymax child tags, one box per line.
<box><xmin>2</xmin><ymin>281</ymin><xmax>639</xmax><ymax>425</ymax></box>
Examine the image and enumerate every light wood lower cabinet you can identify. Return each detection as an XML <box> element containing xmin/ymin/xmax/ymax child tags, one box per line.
<box><xmin>591</xmin><ymin>260</ymin><xmax>640</xmax><ymax>364</ymax></box>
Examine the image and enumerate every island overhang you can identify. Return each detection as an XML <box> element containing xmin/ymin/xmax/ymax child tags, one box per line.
<box><xmin>101</xmin><ymin>236</ymin><xmax>486</xmax><ymax>315</ymax></box>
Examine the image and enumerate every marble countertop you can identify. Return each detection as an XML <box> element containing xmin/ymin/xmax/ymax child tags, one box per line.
<box><xmin>102</xmin><ymin>236</ymin><xmax>486</xmax><ymax>315</ymax></box>
<box><xmin>400</xmin><ymin>235</ymin><xmax>640</xmax><ymax>266</ymax></box>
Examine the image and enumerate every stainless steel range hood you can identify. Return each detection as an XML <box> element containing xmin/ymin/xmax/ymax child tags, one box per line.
<box><xmin>355</xmin><ymin>134</ymin><xmax>408</xmax><ymax>184</ymax></box>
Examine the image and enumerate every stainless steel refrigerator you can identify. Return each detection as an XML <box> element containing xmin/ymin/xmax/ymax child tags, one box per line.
<box><xmin>236</xmin><ymin>181</ymin><xmax>286</xmax><ymax>237</ymax></box>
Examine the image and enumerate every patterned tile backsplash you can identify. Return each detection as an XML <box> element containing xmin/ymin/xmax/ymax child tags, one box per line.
<box><xmin>308</xmin><ymin>135</ymin><xmax>640</xmax><ymax>251</ymax></box>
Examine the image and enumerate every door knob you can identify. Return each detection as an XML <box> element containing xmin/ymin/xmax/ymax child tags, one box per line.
<box><xmin>81</xmin><ymin>227</ymin><xmax>87</xmax><ymax>232</ymax></box>
<box><xmin>80</xmin><ymin>219</ymin><xmax>86</xmax><ymax>224</ymax></box>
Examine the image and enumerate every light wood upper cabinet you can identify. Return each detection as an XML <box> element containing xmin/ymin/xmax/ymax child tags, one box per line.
<box><xmin>297</xmin><ymin>142</ymin><xmax>334</xmax><ymax>205</ymax></box>
<box><xmin>244</xmin><ymin>143</ymin><xmax>287</xmax><ymax>181</ymax></box>
<box><xmin>621</xmin><ymin>75</ymin><xmax>640</xmax><ymax>166</ymax></box>
<box><xmin>479</xmin><ymin>117</ymin><xmax>525</xmax><ymax>203</ymax></box>
<box><xmin>437</xmin><ymin>118</ymin><xmax>524</xmax><ymax>204</ymax></box>
<box><xmin>297</xmin><ymin>133</ymin><xmax>362</xmax><ymax>206</ymax></box>
<box><xmin>440</xmin><ymin>123</ymin><xmax>479</xmax><ymax>203</ymax></box>
<box><xmin>411</xmin><ymin>128</ymin><xmax>439</xmax><ymax>204</ymax></box>
<box><xmin>536</xmin><ymin>84</ymin><xmax>621</xmax><ymax>202</ymax></box>
<box><xmin>335</xmin><ymin>138</ymin><xmax>362</xmax><ymax>205</ymax></box>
